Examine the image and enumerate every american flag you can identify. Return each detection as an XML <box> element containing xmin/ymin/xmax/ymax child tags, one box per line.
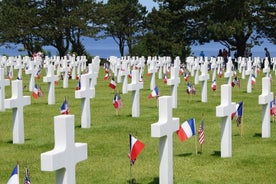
<box><xmin>198</xmin><ymin>120</ymin><xmax>204</xmax><ymax>145</ymax></box>
<box><xmin>24</xmin><ymin>167</ymin><xmax>31</xmax><ymax>184</ymax></box>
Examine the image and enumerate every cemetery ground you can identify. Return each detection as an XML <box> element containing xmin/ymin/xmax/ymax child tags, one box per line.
<box><xmin>0</xmin><ymin>65</ymin><xmax>276</xmax><ymax>183</ymax></box>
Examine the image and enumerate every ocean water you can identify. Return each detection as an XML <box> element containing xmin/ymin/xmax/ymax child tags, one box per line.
<box><xmin>0</xmin><ymin>36</ymin><xmax>275</xmax><ymax>59</ymax></box>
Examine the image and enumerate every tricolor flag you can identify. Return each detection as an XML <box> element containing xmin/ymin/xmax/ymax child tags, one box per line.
<box><xmin>104</xmin><ymin>72</ymin><xmax>109</xmax><ymax>80</ymax></box>
<box><xmin>113</xmin><ymin>93</ymin><xmax>123</xmax><ymax>109</ymax></box>
<box><xmin>163</xmin><ymin>74</ymin><xmax>167</xmax><ymax>84</ymax></box>
<box><xmin>75</xmin><ymin>79</ymin><xmax>81</xmax><ymax>90</ymax></box>
<box><xmin>128</xmin><ymin>70</ymin><xmax>132</xmax><ymax>79</ymax></box>
<box><xmin>231</xmin><ymin>101</ymin><xmax>243</xmax><ymax>126</ymax></box>
<box><xmin>251</xmin><ymin>74</ymin><xmax>256</xmax><ymax>85</ymax></box>
<box><xmin>270</xmin><ymin>99</ymin><xmax>276</xmax><ymax>116</ymax></box>
<box><xmin>198</xmin><ymin>120</ymin><xmax>204</xmax><ymax>145</ymax></box>
<box><xmin>128</xmin><ymin>134</ymin><xmax>145</xmax><ymax>165</ymax></box>
<box><xmin>109</xmin><ymin>77</ymin><xmax>116</xmax><ymax>89</ymax></box>
<box><xmin>232</xmin><ymin>77</ymin><xmax>240</xmax><ymax>88</ymax></box>
<box><xmin>148</xmin><ymin>86</ymin><xmax>159</xmax><ymax>99</ymax></box>
<box><xmin>186</xmin><ymin>82</ymin><xmax>196</xmax><ymax>94</ymax></box>
<box><xmin>60</xmin><ymin>99</ymin><xmax>69</xmax><ymax>114</ymax></box>
<box><xmin>24</xmin><ymin>167</ymin><xmax>31</xmax><ymax>184</ymax></box>
<box><xmin>218</xmin><ymin>70</ymin><xmax>222</xmax><ymax>78</ymax></box>
<box><xmin>32</xmin><ymin>84</ymin><xmax>39</xmax><ymax>99</ymax></box>
<box><xmin>35</xmin><ymin>70</ymin><xmax>41</xmax><ymax>79</ymax></box>
<box><xmin>183</xmin><ymin>72</ymin><xmax>189</xmax><ymax>81</ymax></box>
<box><xmin>103</xmin><ymin>62</ymin><xmax>109</xmax><ymax>72</ymax></box>
<box><xmin>176</xmin><ymin>118</ymin><xmax>196</xmax><ymax>142</ymax></box>
<box><xmin>211</xmin><ymin>80</ymin><xmax>217</xmax><ymax>91</ymax></box>
<box><xmin>7</xmin><ymin>164</ymin><xmax>19</xmax><ymax>184</ymax></box>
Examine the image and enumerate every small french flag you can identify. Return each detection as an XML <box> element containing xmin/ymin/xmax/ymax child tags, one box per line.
<box><xmin>148</xmin><ymin>86</ymin><xmax>159</xmax><ymax>99</ymax></box>
<box><xmin>176</xmin><ymin>118</ymin><xmax>196</xmax><ymax>142</ymax></box>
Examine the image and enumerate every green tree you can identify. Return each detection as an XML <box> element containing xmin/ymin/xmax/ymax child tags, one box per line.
<box><xmin>0</xmin><ymin>0</ymin><xmax>43</xmax><ymax>56</ymax></box>
<box><xmin>103</xmin><ymin>0</ymin><xmax>147</xmax><ymax>56</ymax></box>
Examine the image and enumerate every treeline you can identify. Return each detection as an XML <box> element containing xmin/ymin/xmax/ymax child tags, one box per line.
<box><xmin>0</xmin><ymin>0</ymin><xmax>274</xmax><ymax>60</ymax></box>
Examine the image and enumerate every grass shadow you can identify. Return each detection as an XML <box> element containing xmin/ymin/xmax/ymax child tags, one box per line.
<box><xmin>176</xmin><ymin>152</ymin><xmax>193</xmax><ymax>157</ymax></box>
<box><xmin>75</xmin><ymin>124</ymin><xmax>81</xmax><ymax>129</ymax></box>
<box><xmin>253</xmin><ymin>133</ymin><xmax>262</xmax><ymax>137</ymax></box>
<box><xmin>211</xmin><ymin>150</ymin><xmax>221</xmax><ymax>157</ymax></box>
<box><xmin>148</xmin><ymin>177</ymin><xmax>159</xmax><ymax>184</ymax></box>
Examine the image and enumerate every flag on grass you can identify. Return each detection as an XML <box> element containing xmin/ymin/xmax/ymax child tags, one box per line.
<box><xmin>109</xmin><ymin>77</ymin><xmax>116</xmax><ymax>89</ymax></box>
<box><xmin>35</xmin><ymin>69</ymin><xmax>41</xmax><ymax>79</ymax></box>
<box><xmin>75</xmin><ymin>79</ymin><xmax>81</xmax><ymax>90</ymax></box>
<box><xmin>218</xmin><ymin>70</ymin><xmax>222</xmax><ymax>78</ymax></box>
<box><xmin>24</xmin><ymin>167</ymin><xmax>31</xmax><ymax>184</ymax></box>
<box><xmin>7</xmin><ymin>164</ymin><xmax>19</xmax><ymax>184</ymax></box>
<box><xmin>32</xmin><ymin>84</ymin><xmax>39</xmax><ymax>99</ymax></box>
<box><xmin>251</xmin><ymin>74</ymin><xmax>256</xmax><ymax>85</ymax></box>
<box><xmin>186</xmin><ymin>82</ymin><xmax>196</xmax><ymax>94</ymax></box>
<box><xmin>211</xmin><ymin>79</ymin><xmax>217</xmax><ymax>91</ymax></box>
<box><xmin>232</xmin><ymin>76</ymin><xmax>240</xmax><ymax>88</ymax></box>
<box><xmin>163</xmin><ymin>74</ymin><xmax>167</xmax><ymax>84</ymax></box>
<box><xmin>176</xmin><ymin>118</ymin><xmax>196</xmax><ymax>142</ymax></box>
<box><xmin>60</xmin><ymin>99</ymin><xmax>69</xmax><ymax>114</ymax></box>
<box><xmin>270</xmin><ymin>99</ymin><xmax>276</xmax><ymax>116</ymax></box>
<box><xmin>113</xmin><ymin>93</ymin><xmax>123</xmax><ymax>109</ymax></box>
<box><xmin>183</xmin><ymin>72</ymin><xmax>189</xmax><ymax>81</ymax></box>
<box><xmin>128</xmin><ymin>134</ymin><xmax>145</xmax><ymax>165</ymax></box>
<box><xmin>198</xmin><ymin>120</ymin><xmax>204</xmax><ymax>145</ymax></box>
<box><xmin>104</xmin><ymin>72</ymin><xmax>109</xmax><ymax>80</ymax></box>
<box><xmin>231</xmin><ymin>101</ymin><xmax>243</xmax><ymax>126</ymax></box>
<box><xmin>148</xmin><ymin>86</ymin><xmax>159</xmax><ymax>99</ymax></box>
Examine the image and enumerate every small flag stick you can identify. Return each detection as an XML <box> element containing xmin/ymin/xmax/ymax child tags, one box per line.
<box><xmin>240</xmin><ymin>101</ymin><xmax>244</xmax><ymax>136</ymax></box>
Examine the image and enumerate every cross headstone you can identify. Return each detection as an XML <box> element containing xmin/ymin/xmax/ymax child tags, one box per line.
<box><xmin>75</xmin><ymin>74</ymin><xmax>95</xmax><ymax>128</ymax></box>
<box><xmin>148</xmin><ymin>57</ymin><xmax>158</xmax><ymax>90</ymax></box>
<box><xmin>0</xmin><ymin>68</ymin><xmax>10</xmax><ymax>111</ymax></box>
<box><xmin>167</xmin><ymin>67</ymin><xmax>180</xmax><ymax>108</ymax></box>
<box><xmin>4</xmin><ymin>80</ymin><xmax>31</xmax><ymax>144</ymax></box>
<box><xmin>119</xmin><ymin>60</ymin><xmax>129</xmax><ymax>94</ymax></box>
<box><xmin>245</xmin><ymin>58</ymin><xmax>253</xmax><ymax>93</ymax></box>
<box><xmin>151</xmin><ymin>96</ymin><xmax>179</xmax><ymax>184</ymax></box>
<box><xmin>43</xmin><ymin>64</ymin><xmax>59</xmax><ymax>105</ymax></box>
<box><xmin>60</xmin><ymin>59</ymin><xmax>70</xmax><ymax>88</ymax></box>
<box><xmin>127</xmin><ymin>70</ymin><xmax>143</xmax><ymax>117</ymax></box>
<box><xmin>25</xmin><ymin>60</ymin><xmax>38</xmax><ymax>92</ymax></box>
<box><xmin>41</xmin><ymin>115</ymin><xmax>88</xmax><ymax>184</ymax></box>
<box><xmin>14</xmin><ymin>57</ymin><xmax>24</xmax><ymax>80</ymax></box>
<box><xmin>216</xmin><ymin>84</ymin><xmax>236</xmax><ymax>158</ymax></box>
<box><xmin>198</xmin><ymin>63</ymin><xmax>210</xmax><ymax>102</ymax></box>
<box><xmin>224</xmin><ymin>59</ymin><xmax>233</xmax><ymax>85</ymax></box>
<box><xmin>263</xmin><ymin>58</ymin><xmax>270</xmax><ymax>77</ymax></box>
<box><xmin>193</xmin><ymin>59</ymin><xmax>200</xmax><ymax>85</ymax></box>
<box><xmin>258</xmin><ymin>77</ymin><xmax>273</xmax><ymax>138</ymax></box>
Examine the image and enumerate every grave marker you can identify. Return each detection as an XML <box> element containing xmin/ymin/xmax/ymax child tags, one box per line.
<box><xmin>43</xmin><ymin>64</ymin><xmax>58</xmax><ymax>105</ymax></box>
<box><xmin>167</xmin><ymin>67</ymin><xmax>180</xmax><ymax>108</ymax></box>
<box><xmin>4</xmin><ymin>80</ymin><xmax>31</xmax><ymax>144</ymax></box>
<box><xmin>151</xmin><ymin>96</ymin><xmax>179</xmax><ymax>184</ymax></box>
<box><xmin>0</xmin><ymin>68</ymin><xmax>10</xmax><ymax>111</ymax></box>
<box><xmin>41</xmin><ymin>115</ymin><xmax>88</xmax><ymax>184</ymax></box>
<box><xmin>75</xmin><ymin>74</ymin><xmax>95</xmax><ymax>128</ymax></box>
<box><xmin>127</xmin><ymin>70</ymin><xmax>143</xmax><ymax>117</ymax></box>
<box><xmin>216</xmin><ymin>84</ymin><xmax>236</xmax><ymax>158</ymax></box>
<box><xmin>258</xmin><ymin>77</ymin><xmax>273</xmax><ymax>138</ymax></box>
<box><xmin>199</xmin><ymin>63</ymin><xmax>210</xmax><ymax>102</ymax></box>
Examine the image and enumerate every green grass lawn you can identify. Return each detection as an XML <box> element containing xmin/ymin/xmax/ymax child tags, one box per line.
<box><xmin>0</xmin><ymin>64</ymin><xmax>275</xmax><ymax>183</ymax></box>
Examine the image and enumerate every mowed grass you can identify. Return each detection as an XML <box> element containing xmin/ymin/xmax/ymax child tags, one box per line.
<box><xmin>0</xmin><ymin>63</ymin><xmax>276</xmax><ymax>183</ymax></box>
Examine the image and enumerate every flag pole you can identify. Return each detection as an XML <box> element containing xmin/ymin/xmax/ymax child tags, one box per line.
<box><xmin>194</xmin><ymin>118</ymin><xmax>198</xmax><ymax>155</ymax></box>
<box><xmin>17</xmin><ymin>160</ymin><xmax>20</xmax><ymax>184</ymax></box>
<box><xmin>240</xmin><ymin>101</ymin><xmax>244</xmax><ymax>136</ymax></box>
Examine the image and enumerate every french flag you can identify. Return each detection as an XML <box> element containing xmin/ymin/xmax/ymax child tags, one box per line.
<box><xmin>176</xmin><ymin>118</ymin><xmax>196</xmax><ymax>142</ymax></box>
<box><xmin>104</xmin><ymin>73</ymin><xmax>109</xmax><ymax>80</ymax></box>
<box><xmin>163</xmin><ymin>74</ymin><xmax>167</xmax><ymax>84</ymax></box>
<box><xmin>211</xmin><ymin>80</ymin><xmax>217</xmax><ymax>91</ymax></box>
<box><xmin>7</xmin><ymin>164</ymin><xmax>19</xmax><ymax>184</ymax></box>
<box><xmin>60</xmin><ymin>99</ymin><xmax>69</xmax><ymax>115</ymax></box>
<box><xmin>32</xmin><ymin>84</ymin><xmax>39</xmax><ymax>99</ymax></box>
<box><xmin>109</xmin><ymin>77</ymin><xmax>116</xmax><ymax>89</ymax></box>
<box><xmin>128</xmin><ymin>134</ymin><xmax>145</xmax><ymax>165</ymax></box>
<box><xmin>251</xmin><ymin>74</ymin><xmax>256</xmax><ymax>85</ymax></box>
<box><xmin>148</xmin><ymin>86</ymin><xmax>159</xmax><ymax>99</ymax></box>
<box><xmin>75</xmin><ymin>79</ymin><xmax>81</xmax><ymax>90</ymax></box>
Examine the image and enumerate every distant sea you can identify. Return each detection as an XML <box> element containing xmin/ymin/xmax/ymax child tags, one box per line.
<box><xmin>0</xmin><ymin>36</ymin><xmax>275</xmax><ymax>59</ymax></box>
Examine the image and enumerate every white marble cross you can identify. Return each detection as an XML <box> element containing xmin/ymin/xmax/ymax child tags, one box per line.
<box><xmin>193</xmin><ymin>59</ymin><xmax>200</xmax><ymax>85</ymax></box>
<box><xmin>151</xmin><ymin>96</ymin><xmax>179</xmax><ymax>184</ymax></box>
<box><xmin>167</xmin><ymin>67</ymin><xmax>180</xmax><ymax>108</ymax></box>
<box><xmin>43</xmin><ymin>64</ymin><xmax>59</xmax><ymax>105</ymax></box>
<box><xmin>245</xmin><ymin>58</ymin><xmax>253</xmax><ymax>93</ymax></box>
<box><xmin>0</xmin><ymin>68</ymin><xmax>10</xmax><ymax>111</ymax></box>
<box><xmin>199</xmin><ymin>63</ymin><xmax>210</xmax><ymax>102</ymax></box>
<box><xmin>148</xmin><ymin>57</ymin><xmax>158</xmax><ymax>90</ymax></box>
<box><xmin>75</xmin><ymin>74</ymin><xmax>95</xmax><ymax>128</ymax></box>
<box><xmin>60</xmin><ymin>59</ymin><xmax>70</xmax><ymax>88</ymax></box>
<box><xmin>119</xmin><ymin>60</ymin><xmax>129</xmax><ymax>94</ymax></box>
<box><xmin>258</xmin><ymin>77</ymin><xmax>273</xmax><ymax>138</ymax></box>
<box><xmin>216</xmin><ymin>84</ymin><xmax>236</xmax><ymax>158</ymax></box>
<box><xmin>127</xmin><ymin>70</ymin><xmax>143</xmax><ymax>117</ymax></box>
<box><xmin>25</xmin><ymin>60</ymin><xmax>38</xmax><ymax>92</ymax></box>
<box><xmin>224</xmin><ymin>59</ymin><xmax>233</xmax><ymax>85</ymax></box>
<box><xmin>263</xmin><ymin>58</ymin><xmax>270</xmax><ymax>77</ymax></box>
<box><xmin>4</xmin><ymin>80</ymin><xmax>31</xmax><ymax>144</ymax></box>
<box><xmin>41</xmin><ymin>115</ymin><xmax>88</xmax><ymax>184</ymax></box>
<box><xmin>14</xmin><ymin>57</ymin><xmax>24</xmax><ymax>80</ymax></box>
